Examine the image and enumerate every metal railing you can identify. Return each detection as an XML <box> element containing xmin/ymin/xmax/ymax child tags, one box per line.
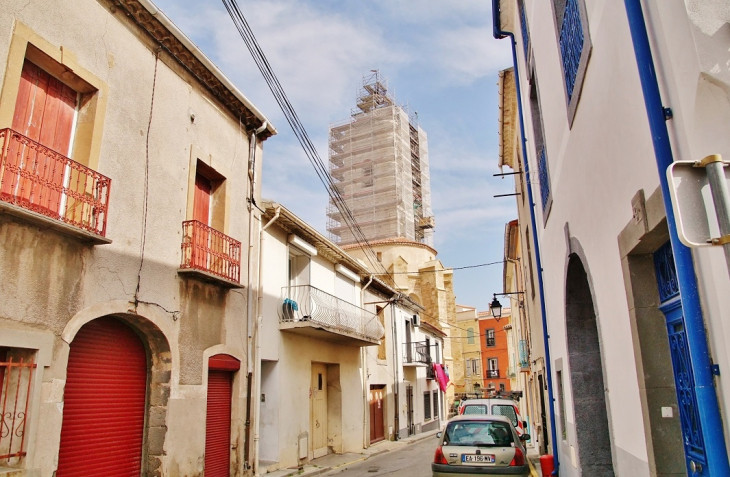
<box><xmin>0</xmin><ymin>128</ymin><xmax>111</xmax><ymax>236</ymax></box>
<box><xmin>486</xmin><ymin>369</ymin><xmax>500</xmax><ymax>379</ymax></box>
<box><xmin>0</xmin><ymin>356</ymin><xmax>36</xmax><ymax>461</ymax></box>
<box><xmin>538</xmin><ymin>145</ymin><xmax>550</xmax><ymax>211</ymax></box>
<box><xmin>279</xmin><ymin>285</ymin><xmax>385</xmax><ymax>342</ymax></box>
<box><xmin>180</xmin><ymin>220</ymin><xmax>241</xmax><ymax>283</ymax></box>
<box><xmin>403</xmin><ymin>341</ymin><xmax>438</xmax><ymax>365</ymax></box>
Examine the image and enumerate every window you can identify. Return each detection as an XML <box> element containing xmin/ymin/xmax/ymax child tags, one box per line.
<box><xmin>553</xmin><ymin>0</ymin><xmax>592</xmax><ymax>125</ymax></box>
<box><xmin>424</xmin><ymin>392</ymin><xmax>432</xmax><ymax>420</ymax></box>
<box><xmin>433</xmin><ymin>391</ymin><xmax>439</xmax><ymax>418</ymax></box>
<box><xmin>0</xmin><ymin>347</ymin><xmax>37</xmax><ymax>461</ymax></box>
<box><xmin>465</xmin><ymin>358</ymin><xmax>481</xmax><ymax>377</ymax></box>
<box><xmin>467</xmin><ymin>327</ymin><xmax>475</xmax><ymax>344</ymax></box>
<box><xmin>519</xmin><ymin>0</ymin><xmax>530</xmax><ymax>58</ymax></box>
<box><xmin>500</xmin><ymin>384</ymin><xmax>506</xmax><ymax>392</ymax></box>
<box><xmin>486</xmin><ymin>329</ymin><xmax>496</xmax><ymax>347</ymax></box>
<box><xmin>486</xmin><ymin>358</ymin><xmax>499</xmax><ymax>378</ymax></box>
<box><xmin>525</xmin><ymin>226</ymin><xmax>536</xmax><ymax>299</ymax></box>
<box><xmin>288</xmin><ymin>251</ymin><xmax>311</xmax><ymax>287</ymax></box>
<box><xmin>528</xmin><ymin>73</ymin><xmax>552</xmax><ymax>219</ymax></box>
<box><xmin>0</xmin><ymin>36</ymin><xmax>110</xmax><ymax>237</ymax></box>
<box><xmin>376</xmin><ymin>306</ymin><xmax>386</xmax><ymax>360</ymax></box>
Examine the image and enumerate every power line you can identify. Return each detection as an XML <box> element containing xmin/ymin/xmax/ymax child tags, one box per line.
<box><xmin>372</xmin><ymin>260</ymin><xmax>506</xmax><ymax>275</ymax></box>
<box><xmin>221</xmin><ymin>0</ymin><xmax>396</xmax><ymax>288</ymax></box>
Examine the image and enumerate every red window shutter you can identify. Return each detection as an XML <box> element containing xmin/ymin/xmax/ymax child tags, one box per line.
<box><xmin>205</xmin><ymin>370</ymin><xmax>234</xmax><ymax>477</ymax></box>
<box><xmin>193</xmin><ymin>173</ymin><xmax>211</xmax><ymax>225</ymax></box>
<box><xmin>56</xmin><ymin>318</ymin><xmax>147</xmax><ymax>477</ymax></box>
<box><xmin>4</xmin><ymin>60</ymin><xmax>77</xmax><ymax>213</ymax></box>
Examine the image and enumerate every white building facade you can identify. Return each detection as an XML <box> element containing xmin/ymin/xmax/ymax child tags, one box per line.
<box><xmin>495</xmin><ymin>1</ymin><xmax>730</xmax><ymax>476</ymax></box>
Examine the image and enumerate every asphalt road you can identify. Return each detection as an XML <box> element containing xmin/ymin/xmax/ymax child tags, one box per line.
<box><xmin>324</xmin><ymin>437</ymin><xmax>437</xmax><ymax>477</ymax></box>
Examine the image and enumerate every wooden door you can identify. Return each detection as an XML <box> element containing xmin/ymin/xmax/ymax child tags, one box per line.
<box><xmin>369</xmin><ymin>386</ymin><xmax>385</xmax><ymax>443</ymax></box>
<box><xmin>4</xmin><ymin>60</ymin><xmax>77</xmax><ymax>215</ymax></box>
<box><xmin>310</xmin><ymin>363</ymin><xmax>328</xmax><ymax>458</ymax></box>
<box><xmin>192</xmin><ymin>173</ymin><xmax>211</xmax><ymax>269</ymax></box>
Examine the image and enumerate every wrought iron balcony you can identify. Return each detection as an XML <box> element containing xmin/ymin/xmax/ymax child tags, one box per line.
<box><xmin>0</xmin><ymin>128</ymin><xmax>111</xmax><ymax>242</ymax></box>
<box><xmin>279</xmin><ymin>285</ymin><xmax>384</xmax><ymax>346</ymax></box>
<box><xmin>486</xmin><ymin>369</ymin><xmax>500</xmax><ymax>379</ymax></box>
<box><xmin>403</xmin><ymin>341</ymin><xmax>438</xmax><ymax>366</ymax></box>
<box><xmin>179</xmin><ymin>220</ymin><xmax>242</xmax><ymax>287</ymax></box>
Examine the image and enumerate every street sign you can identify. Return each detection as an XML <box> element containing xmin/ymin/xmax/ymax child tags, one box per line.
<box><xmin>667</xmin><ymin>159</ymin><xmax>730</xmax><ymax>247</ymax></box>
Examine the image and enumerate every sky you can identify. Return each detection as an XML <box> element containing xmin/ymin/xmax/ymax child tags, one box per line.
<box><xmin>151</xmin><ymin>0</ymin><xmax>516</xmax><ymax>311</ymax></box>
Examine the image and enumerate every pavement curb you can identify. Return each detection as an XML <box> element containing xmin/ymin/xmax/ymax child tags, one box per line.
<box><xmin>527</xmin><ymin>458</ymin><xmax>540</xmax><ymax>477</ymax></box>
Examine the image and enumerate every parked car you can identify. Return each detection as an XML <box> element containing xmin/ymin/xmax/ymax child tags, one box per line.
<box><xmin>458</xmin><ymin>399</ymin><xmax>527</xmax><ymax>438</ymax></box>
<box><xmin>432</xmin><ymin>415</ymin><xmax>530</xmax><ymax>476</ymax></box>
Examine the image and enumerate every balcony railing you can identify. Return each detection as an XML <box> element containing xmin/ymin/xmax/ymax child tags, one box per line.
<box><xmin>0</xmin><ymin>128</ymin><xmax>111</xmax><ymax>237</ymax></box>
<box><xmin>486</xmin><ymin>369</ymin><xmax>500</xmax><ymax>379</ymax></box>
<box><xmin>403</xmin><ymin>341</ymin><xmax>438</xmax><ymax>366</ymax></box>
<box><xmin>180</xmin><ymin>220</ymin><xmax>241</xmax><ymax>284</ymax></box>
<box><xmin>279</xmin><ymin>285</ymin><xmax>384</xmax><ymax>344</ymax></box>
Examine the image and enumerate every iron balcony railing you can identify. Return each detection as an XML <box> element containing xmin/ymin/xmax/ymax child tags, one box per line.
<box><xmin>279</xmin><ymin>285</ymin><xmax>385</xmax><ymax>342</ymax></box>
<box><xmin>0</xmin><ymin>356</ymin><xmax>36</xmax><ymax>461</ymax></box>
<box><xmin>403</xmin><ymin>341</ymin><xmax>439</xmax><ymax>365</ymax></box>
<box><xmin>486</xmin><ymin>369</ymin><xmax>500</xmax><ymax>379</ymax></box>
<box><xmin>180</xmin><ymin>220</ymin><xmax>241</xmax><ymax>283</ymax></box>
<box><xmin>0</xmin><ymin>128</ymin><xmax>111</xmax><ymax>236</ymax></box>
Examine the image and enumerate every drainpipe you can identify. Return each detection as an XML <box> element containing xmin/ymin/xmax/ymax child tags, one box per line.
<box><xmin>252</xmin><ymin>204</ymin><xmax>280</xmax><ymax>476</ymax></box>
<box><xmin>245</xmin><ymin>121</ymin><xmax>268</xmax><ymax>476</ymax></box>
<box><xmin>491</xmin><ymin>1</ymin><xmax>559</xmax><ymax>473</ymax></box>
<box><xmin>361</xmin><ymin>275</ymin><xmax>374</xmax><ymax>448</ymax></box>
<box><xmin>391</xmin><ymin>294</ymin><xmax>401</xmax><ymax>440</ymax></box>
<box><xmin>623</xmin><ymin>1</ymin><xmax>730</xmax><ymax>474</ymax></box>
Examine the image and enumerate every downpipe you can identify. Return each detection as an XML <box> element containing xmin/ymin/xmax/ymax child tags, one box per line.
<box><xmin>491</xmin><ymin>0</ymin><xmax>559</xmax><ymax>473</ymax></box>
<box><xmin>623</xmin><ymin>1</ymin><xmax>730</xmax><ymax>474</ymax></box>
<box><xmin>361</xmin><ymin>275</ymin><xmax>374</xmax><ymax>449</ymax></box>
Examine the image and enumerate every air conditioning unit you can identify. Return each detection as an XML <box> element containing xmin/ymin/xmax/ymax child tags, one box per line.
<box><xmin>412</xmin><ymin>314</ymin><xmax>421</xmax><ymax>327</ymax></box>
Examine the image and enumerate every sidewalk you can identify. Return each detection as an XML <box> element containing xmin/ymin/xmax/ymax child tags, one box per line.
<box><xmin>526</xmin><ymin>445</ymin><xmax>542</xmax><ymax>477</ymax></box>
<box><xmin>263</xmin><ymin>430</ymin><xmax>440</xmax><ymax>476</ymax></box>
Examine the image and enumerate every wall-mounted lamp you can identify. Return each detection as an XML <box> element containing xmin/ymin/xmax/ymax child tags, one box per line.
<box><xmin>489</xmin><ymin>292</ymin><xmax>524</xmax><ymax>321</ymax></box>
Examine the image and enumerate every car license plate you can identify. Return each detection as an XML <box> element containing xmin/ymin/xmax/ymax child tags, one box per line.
<box><xmin>462</xmin><ymin>454</ymin><xmax>495</xmax><ymax>463</ymax></box>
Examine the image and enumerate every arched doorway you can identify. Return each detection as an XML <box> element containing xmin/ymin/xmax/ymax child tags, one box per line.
<box><xmin>205</xmin><ymin>354</ymin><xmax>240</xmax><ymax>477</ymax></box>
<box><xmin>565</xmin><ymin>254</ymin><xmax>614</xmax><ymax>476</ymax></box>
<box><xmin>57</xmin><ymin>317</ymin><xmax>148</xmax><ymax>476</ymax></box>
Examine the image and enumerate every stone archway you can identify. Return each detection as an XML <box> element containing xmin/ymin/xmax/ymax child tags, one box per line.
<box><xmin>59</xmin><ymin>310</ymin><xmax>172</xmax><ymax>477</ymax></box>
<box><xmin>565</xmin><ymin>254</ymin><xmax>614</xmax><ymax>476</ymax></box>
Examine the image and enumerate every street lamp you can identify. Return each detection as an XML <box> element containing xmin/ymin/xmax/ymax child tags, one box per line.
<box><xmin>489</xmin><ymin>292</ymin><xmax>525</xmax><ymax>321</ymax></box>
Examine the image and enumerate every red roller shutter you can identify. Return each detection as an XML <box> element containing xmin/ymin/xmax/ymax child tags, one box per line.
<box><xmin>205</xmin><ymin>355</ymin><xmax>239</xmax><ymax>477</ymax></box>
<box><xmin>56</xmin><ymin>318</ymin><xmax>147</xmax><ymax>477</ymax></box>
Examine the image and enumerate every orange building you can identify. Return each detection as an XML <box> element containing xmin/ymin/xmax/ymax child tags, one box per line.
<box><xmin>478</xmin><ymin>311</ymin><xmax>511</xmax><ymax>396</ymax></box>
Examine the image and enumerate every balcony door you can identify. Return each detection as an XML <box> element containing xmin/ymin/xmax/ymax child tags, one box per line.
<box><xmin>4</xmin><ymin>60</ymin><xmax>78</xmax><ymax>215</ymax></box>
<box><xmin>192</xmin><ymin>172</ymin><xmax>211</xmax><ymax>270</ymax></box>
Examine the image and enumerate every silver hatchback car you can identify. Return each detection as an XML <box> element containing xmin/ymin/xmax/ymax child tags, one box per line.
<box><xmin>432</xmin><ymin>415</ymin><xmax>531</xmax><ymax>477</ymax></box>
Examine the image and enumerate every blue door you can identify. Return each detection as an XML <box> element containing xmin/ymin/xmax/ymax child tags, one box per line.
<box><xmin>655</xmin><ymin>241</ymin><xmax>707</xmax><ymax>475</ymax></box>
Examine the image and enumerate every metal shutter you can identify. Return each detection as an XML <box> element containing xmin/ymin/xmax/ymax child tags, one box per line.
<box><xmin>56</xmin><ymin>317</ymin><xmax>147</xmax><ymax>476</ymax></box>
<box><xmin>205</xmin><ymin>370</ymin><xmax>234</xmax><ymax>477</ymax></box>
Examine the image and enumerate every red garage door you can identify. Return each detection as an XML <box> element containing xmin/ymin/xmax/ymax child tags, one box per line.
<box><xmin>205</xmin><ymin>354</ymin><xmax>240</xmax><ymax>477</ymax></box>
<box><xmin>56</xmin><ymin>318</ymin><xmax>147</xmax><ymax>476</ymax></box>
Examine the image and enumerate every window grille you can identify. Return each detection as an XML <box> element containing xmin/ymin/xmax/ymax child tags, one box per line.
<box><xmin>519</xmin><ymin>0</ymin><xmax>529</xmax><ymax>57</ymax></box>
<box><xmin>0</xmin><ymin>351</ymin><xmax>36</xmax><ymax>461</ymax></box>
<box><xmin>424</xmin><ymin>392</ymin><xmax>432</xmax><ymax>420</ymax></box>
<box><xmin>559</xmin><ymin>0</ymin><xmax>584</xmax><ymax>101</ymax></box>
<box><xmin>433</xmin><ymin>391</ymin><xmax>439</xmax><ymax>418</ymax></box>
<box><xmin>538</xmin><ymin>146</ymin><xmax>550</xmax><ymax>211</ymax></box>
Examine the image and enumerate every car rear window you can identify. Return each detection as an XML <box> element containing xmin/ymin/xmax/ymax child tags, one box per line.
<box><xmin>492</xmin><ymin>404</ymin><xmax>518</xmax><ymax>426</ymax></box>
<box><xmin>444</xmin><ymin>420</ymin><xmax>514</xmax><ymax>447</ymax></box>
<box><xmin>462</xmin><ymin>404</ymin><xmax>488</xmax><ymax>415</ymax></box>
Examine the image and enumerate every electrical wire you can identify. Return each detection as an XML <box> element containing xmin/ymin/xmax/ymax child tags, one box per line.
<box><xmin>221</xmin><ymin>0</ymin><xmax>396</xmax><ymax>287</ymax></box>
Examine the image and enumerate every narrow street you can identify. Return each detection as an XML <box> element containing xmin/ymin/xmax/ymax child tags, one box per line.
<box><xmin>324</xmin><ymin>438</ymin><xmax>437</xmax><ymax>477</ymax></box>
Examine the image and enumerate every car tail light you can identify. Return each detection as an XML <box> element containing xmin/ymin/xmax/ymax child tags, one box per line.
<box><xmin>434</xmin><ymin>446</ymin><xmax>448</xmax><ymax>464</ymax></box>
<box><xmin>510</xmin><ymin>447</ymin><xmax>525</xmax><ymax>466</ymax></box>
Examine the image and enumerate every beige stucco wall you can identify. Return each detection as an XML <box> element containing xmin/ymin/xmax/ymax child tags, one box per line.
<box><xmin>0</xmin><ymin>1</ymin><xmax>270</xmax><ymax>475</ymax></box>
